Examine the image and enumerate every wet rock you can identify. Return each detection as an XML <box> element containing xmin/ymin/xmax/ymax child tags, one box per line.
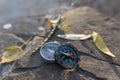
<box><xmin>1</xmin><ymin>7</ymin><xmax>120</xmax><ymax>80</ymax></box>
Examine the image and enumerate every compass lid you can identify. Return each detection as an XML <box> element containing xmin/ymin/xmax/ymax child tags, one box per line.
<box><xmin>40</xmin><ymin>41</ymin><xmax>60</xmax><ymax>62</ymax></box>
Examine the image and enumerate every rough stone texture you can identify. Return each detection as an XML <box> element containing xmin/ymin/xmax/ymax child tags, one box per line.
<box><xmin>69</xmin><ymin>0</ymin><xmax>120</xmax><ymax>20</ymax></box>
<box><xmin>0</xmin><ymin>7</ymin><xmax>120</xmax><ymax>80</ymax></box>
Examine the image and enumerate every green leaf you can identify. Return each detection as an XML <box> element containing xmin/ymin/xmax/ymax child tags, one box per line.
<box><xmin>0</xmin><ymin>46</ymin><xmax>23</xmax><ymax>64</ymax></box>
<box><xmin>92</xmin><ymin>32</ymin><xmax>116</xmax><ymax>57</ymax></box>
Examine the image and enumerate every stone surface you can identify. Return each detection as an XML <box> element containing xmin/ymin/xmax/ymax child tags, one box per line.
<box><xmin>0</xmin><ymin>7</ymin><xmax>120</xmax><ymax>80</ymax></box>
<box><xmin>72</xmin><ymin>0</ymin><xmax>120</xmax><ymax>20</ymax></box>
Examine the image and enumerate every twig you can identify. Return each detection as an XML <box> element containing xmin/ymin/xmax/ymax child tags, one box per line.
<box><xmin>20</xmin><ymin>37</ymin><xmax>34</xmax><ymax>49</ymax></box>
<box><xmin>0</xmin><ymin>32</ymin><xmax>26</xmax><ymax>44</ymax></box>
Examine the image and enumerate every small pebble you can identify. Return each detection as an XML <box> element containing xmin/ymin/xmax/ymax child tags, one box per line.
<box><xmin>3</xmin><ymin>23</ymin><xmax>12</xmax><ymax>29</ymax></box>
<box><xmin>38</xmin><ymin>26</ymin><xmax>45</xmax><ymax>31</ymax></box>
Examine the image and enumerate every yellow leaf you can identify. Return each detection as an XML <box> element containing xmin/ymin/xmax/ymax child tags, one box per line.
<box><xmin>6</xmin><ymin>45</ymin><xmax>21</xmax><ymax>50</ymax></box>
<box><xmin>92</xmin><ymin>32</ymin><xmax>116</xmax><ymax>57</ymax></box>
<box><xmin>58</xmin><ymin>16</ymin><xmax>69</xmax><ymax>31</ymax></box>
<box><xmin>50</xmin><ymin>19</ymin><xmax>59</xmax><ymax>24</ymax></box>
<box><xmin>50</xmin><ymin>15</ymin><xmax>62</xmax><ymax>24</ymax></box>
<box><xmin>57</xmin><ymin>34</ymin><xmax>91</xmax><ymax>40</ymax></box>
<box><xmin>0</xmin><ymin>46</ymin><xmax>23</xmax><ymax>64</ymax></box>
<box><xmin>59</xmin><ymin>25</ymin><xmax>69</xmax><ymax>31</ymax></box>
<box><xmin>47</xmin><ymin>19</ymin><xmax>52</xmax><ymax>28</ymax></box>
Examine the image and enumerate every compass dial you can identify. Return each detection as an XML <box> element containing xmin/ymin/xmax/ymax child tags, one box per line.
<box><xmin>55</xmin><ymin>44</ymin><xmax>79</xmax><ymax>68</ymax></box>
<box><xmin>40</xmin><ymin>41</ymin><xmax>60</xmax><ymax>62</ymax></box>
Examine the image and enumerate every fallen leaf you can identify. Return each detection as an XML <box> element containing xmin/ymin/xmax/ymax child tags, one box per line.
<box><xmin>57</xmin><ymin>34</ymin><xmax>91</xmax><ymax>40</ymax></box>
<box><xmin>50</xmin><ymin>15</ymin><xmax>66</xmax><ymax>24</ymax></box>
<box><xmin>0</xmin><ymin>46</ymin><xmax>23</xmax><ymax>64</ymax></box>
<box><xmin>46</xmin><ymin>15</ymin><xmax>62</xmax><ymax>28</ymax></box>
<box><xmin>58</xmin><ymin>17</ymin><xmax>69</xmax><ymax>31</ymax></box>
<box><xmin>6</xmin><ymin>45</ymin><xmax>21</xmax><ymax>50</ymax></box>
<box><xmin>50</xmin><ymin>19</ymin><xmax>58</xmax><ymax>24</ymax></box>
<box><xmin>47</xmin><ymin>19</ymin><xmax>52</xmax><ymax>28</ymax></box>
<box><xmin>92</xmin><ymin>32</ymin><xmax>116</xmax><ymax>57</ymax></box>
<box><xmin>59</xmin><ymin>25</ymin><xmax>69</xmax><ymax>31</ymax></box>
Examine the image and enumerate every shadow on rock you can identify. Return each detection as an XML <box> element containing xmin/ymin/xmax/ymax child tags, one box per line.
<box><xmin>76</xmin><ymin>67</ymin><xmax>108</xmax><ymax>80</ymax></box>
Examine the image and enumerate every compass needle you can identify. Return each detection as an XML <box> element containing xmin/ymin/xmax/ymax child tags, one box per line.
<box><xmin>47</xmin><ymin>48</ymin><xmax>54</xmax><ymax>53</ymax></box>
<box><xmin>60</xmin><ymin>51</ymin><xmax>77</xmax><ymax>60</ymax></box>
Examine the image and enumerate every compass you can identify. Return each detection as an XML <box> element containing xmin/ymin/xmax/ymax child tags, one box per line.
<box><xmin>40</xmin><ymin>41</ymin><xmax>60</xmax><ymax>62</ymax></box>
<box><xmin>55</xmin><ymin>44</ymin><xmax>79</xmax><ymax>68</ymax></box>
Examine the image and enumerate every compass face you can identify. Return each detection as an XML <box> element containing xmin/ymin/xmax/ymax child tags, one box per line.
<box><xmin>40</xmin><ymin>41</ymin><xmax>60</xmax><ymax>62</ymax></box>
<box><xmin>55</xmin><ymin>44</ymin><xmax>79</xmax><ymax>68</ymax></box>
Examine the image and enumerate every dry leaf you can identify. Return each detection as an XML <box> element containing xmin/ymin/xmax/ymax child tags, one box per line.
<box><xmin>47</xmin><ymin>19</ymin><xmax>52</xmax><ymax>28</ymax></box>
<box><xmin>58</xmin><ymin>20</ymin><xmax>69</xmax><ymax>31</ymax></box>
<box><xmin>92</xmin><ymin>32</ymin><xmax>116</xmax><ymax>57</ymax></box>
<box><xmin>50</xmin><ymin>15</ymin><xmax>66</xmax><ymax>24</ymax></box>
<box><xmin>6</xmin><ymin>45</ymin><xmax>21</xmax><ymax>50</ymax></box>
<box><xmin>57</xmin><ymin>34</ymin><xmax>91</xmax><ymax>40</ymax></box>
<box><xmin>59</xmin><ymin>25</ymin><xmax>69</xmax><ymax>31</ymax></box>
<box><xmin>50</xmin><ymin>19</ymin><xmax>59</xmax><ymax>24</ymax></box>
<box><xmin>0</xmin><ymin>46</ymin><xmax>23</xmax><ymax>64</ymax></box>
<box><xmin>46</xmin><ymin>15</ymin><xmax>62</xmax><ymax>28</ymax></box>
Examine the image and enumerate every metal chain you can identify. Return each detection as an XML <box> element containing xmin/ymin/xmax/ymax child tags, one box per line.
<box><xmin>32</xmin><ymin>15</ymin><xmax>61</xmax><ymax>53</ymax></box>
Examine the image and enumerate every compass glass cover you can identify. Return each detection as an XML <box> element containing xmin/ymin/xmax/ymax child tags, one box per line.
<box><xmin>40</xmin><ymin>42</ymin><xmax>60</xmax><ymax>61</ymax></box>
